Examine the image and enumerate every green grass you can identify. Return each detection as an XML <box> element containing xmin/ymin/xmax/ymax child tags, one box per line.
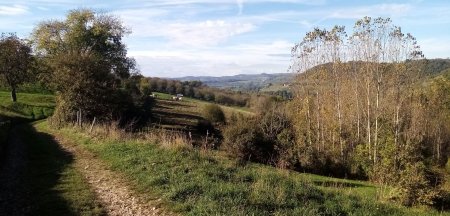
<box><xmin>153</xmin><ymin>92</ymin><xmax>176</xmax><ymax>100</ymax></box>
<box><xmin>25</xmin><ymin>122</ymin><xmax>104</xmax><ymax>215</ymax></box>
<box><xmin>153</xmin><ymin>92</ymin><xmax>253</xmax><ymax>116</ymax></box>
<box><xmin>151</xmin><ymin>92</ymin><xmax>252</xmax><ymax>132</ymax></box>
<box><xmin>0</xmin><ymin>91</ymin><xmax>55</xmax><ymax>120</ymax></box>
<box><xmin>45</xmin><ymin>121</ymin><xmax>447</xmax><ymax>216</ymax></box>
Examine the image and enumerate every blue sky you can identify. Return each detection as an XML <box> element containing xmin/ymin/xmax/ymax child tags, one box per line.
<box><xmin>1</xmin><ymin>0</ymin><xmax>449</xmax><ymax>77</ymax></box>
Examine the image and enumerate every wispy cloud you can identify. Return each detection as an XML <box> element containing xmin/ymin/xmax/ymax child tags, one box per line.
<box><xmin>327</xmin><ymin>3</ymin><xmax>412</xmax><ymax>19</ymax></box>
<box><xmin>128</xmin><ymin>40</ymin><xmax>293</xmax><ymax>77</ymax></box>
<box><xmin>237</xmin><ymin>0</ymin><xmax>244</xmax><ymax>15</ymax></box>
<box><xmin>1</xmin><ymin>0</ymin><xmax>449</xmax><ymax>77</ymax></box>
<box><xmin>164</xmin><ymin>20</ymin><xmax>256</xmax><ymax>46</ymax></box>
<box><xmin>115</xmin><ymin>7</ymin><xmax>257</xmax><ymax>46</ymax></box>
<box><xmin>0</xmin><ymin>4</ymin><xmax>28</xmax><ymax>16</ymax></box>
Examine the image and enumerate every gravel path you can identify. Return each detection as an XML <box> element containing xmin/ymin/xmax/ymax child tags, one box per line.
<box><xmin>0</xmin><ymin>124</ymin><xmax>171</xmax><ymax>216</ymax></box>
<box><xmin>0</xmin><ymin>126</ymin><xmax>30</xmax><ymax>216</ymax></box>
<box><xmin>53</xmin><ymin>134</ymin><xmax>170</xmax><ymax>216</ymax></box>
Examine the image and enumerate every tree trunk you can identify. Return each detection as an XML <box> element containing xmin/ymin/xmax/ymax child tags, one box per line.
<box><xmin>316</xmin><ymin>91</ymin><xmax>321</xmax><ymax>152</ymax></box>
<box><xmin>11</xmin><ymin>87</ymin><xmax>17</xmax><ymax>102</ymax></box>
<box><xmin>374</xmin><ymin>76</ymin><xmax>380</xmax><ymax>164</ymax></box>
<box><xmin>306</xmin><ymin>92</ymin><xmax>312</xmax><ymax>147</ymax></box>
<box><xmin>366</xmin><ymin>79</ymin><xmax>371</xmax><ymax>161</ymax></box>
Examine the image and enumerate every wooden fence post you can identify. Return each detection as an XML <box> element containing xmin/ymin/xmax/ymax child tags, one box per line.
<box><xmin>89</xmin><ymin>117</ymin><xmax>96</xmax><ymax>133</ymax></box>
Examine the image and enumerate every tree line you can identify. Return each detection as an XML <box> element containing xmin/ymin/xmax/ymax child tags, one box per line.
<box><xmin>137</xmin><ymin>76</ymin><xmax>251</xmax><ymax>106</ymax></box>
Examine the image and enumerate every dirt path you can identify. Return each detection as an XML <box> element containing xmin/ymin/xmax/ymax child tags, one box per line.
<box><xmin>52</xmin><ymin>133</ymin><xmax>170</xmax><ymax>216</ymax></box>
<box><xmin>0</xmin><ymin>126</ymin><xmax>30</xmax><ymax>216</ymax></box>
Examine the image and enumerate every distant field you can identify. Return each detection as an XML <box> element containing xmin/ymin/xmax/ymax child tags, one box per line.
<box><xmin>151</xmin><ymin>92</ymin><xmax>253</xmax><ymax>132</ymax></box>
<box><xmin>0</xmin><ymin>91</ymin><xmax>55</xmax><ymax>120</ymax></box>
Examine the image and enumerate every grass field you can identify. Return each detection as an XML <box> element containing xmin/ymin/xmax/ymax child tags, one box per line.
<box><xmin>45</xmin><ymin>120</ymin><xmax>447</xmax><ymax>216</ymax></box>
<box><xmin>0</xmin><ymin>91</ymin><xmax>55</xmax><ymax>120</ymax></box>
<box><xmin>151</xmin><ymin>92</ymin><xmax>252</xmax><ymax>130</ymax></box>
<box><xmin>0</xmin><ymin>91</ymin><xmax>55</xmax><ymax>155</ymax></box>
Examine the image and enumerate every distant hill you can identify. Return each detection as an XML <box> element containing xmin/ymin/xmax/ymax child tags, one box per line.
<box><xmin>173</xmin><ymin>73</ymin><xmax>295</xmax><ymax>91</ymax></box>
<box><xmin>171</xmin><ymin>58</ymin><xmax>450</xmax><ymax>94</ymax></box>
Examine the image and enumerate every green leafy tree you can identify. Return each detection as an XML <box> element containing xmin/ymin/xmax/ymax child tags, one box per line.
<box><xmin>32</xmin><ymin>9</ymin><xmax>137</xmax><ymax>122</ymax></box>
<box><xmin>0</xmin><ymin>33</ymin><xmax>33</xmax><ymax>102</ymax></box>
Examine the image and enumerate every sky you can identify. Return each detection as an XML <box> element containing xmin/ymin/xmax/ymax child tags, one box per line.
<box><xmin>0</xmin><ymin>0</ymin><xmax>450</xmax><ymax>78</ymax></box>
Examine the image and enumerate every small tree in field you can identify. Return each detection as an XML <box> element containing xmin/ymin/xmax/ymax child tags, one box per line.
<box><xmin>203</xmin><ymin>104</ymin><xmax>225</xmax><ymax>124</ymax></box>
<box><xmin>0</xmin><ymin>33</ymin><xmax>33</xmax><ymax>102</ymax></box>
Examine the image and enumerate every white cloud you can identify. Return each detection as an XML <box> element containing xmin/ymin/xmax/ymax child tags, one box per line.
<box><xmin>164</xmin><ymin>20</ymin><xmax>256</xmax><ymax>46</ymax></box>
<box><xmin>128</xmin><ymin>40</ymin><xmax>293</xmax><ymax>77</ymax></box>
<box><xmin>0</xmin><ymin>4</ymin><xmax>28</xmax><ymax>15</ymax></box>
<box><xmin>133</xmin><ymin>0</ymin><xmax>325</xmax><ymax>7</ymax></box>
<box><xmin>116</xmin><ymin>7</ymin><xmax>257</xmax><ymax>46</ymax></box>
<box><xmin>327</xmin><ymin>3</ymin><xmax>412</xmax><ymax>19</ymax></box>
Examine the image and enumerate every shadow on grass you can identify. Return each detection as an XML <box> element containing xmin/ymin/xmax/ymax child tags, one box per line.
<box><xmin>152</xmin><ymin>110</ymin><xmax>204</xmax><ymax>122</ymax></box>
<box><xmin>312</xmin><ymin>180</ymin><xmax>373</xmax><ymax>188</ymax></box>
<box><xmin>156</xmin><ymin>100</ymin><xmax>196</xmax><ymax>108</ymax></box>
<box><xmin>20</xmin><ymin>124</ymin><xmax>104</xmax><ymax>215</ymax></box>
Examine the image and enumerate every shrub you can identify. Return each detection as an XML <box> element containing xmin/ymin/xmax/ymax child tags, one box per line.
<box><xmin>222</xmin><ymin>118</ymin><xmax>263</xmax><ymax>162</ymax></box>
<box><xmin>203</xmin><ymin>104</ymin><xmax>225</xmax><ymax>124</ymax></box>
<box><xmin>397</xmin><ymin>162</ymin><xmax>441</xmax><ymax>206</ymax></box>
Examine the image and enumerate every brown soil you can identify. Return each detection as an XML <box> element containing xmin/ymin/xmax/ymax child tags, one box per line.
<box><xmin>52</xmin><ymin>133</ymin><xmax>173</xmax><ymax>216</ymax></box>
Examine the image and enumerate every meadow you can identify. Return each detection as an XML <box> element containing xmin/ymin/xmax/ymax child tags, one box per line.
<box><xmin>0</xmin><ymin>91</ymin><xmax>55</xmax><ymax>120</ymax></box>
<box><xmin>35</xmin><ymin>94</ymin><xmax>448</xmax><ymax>215</ymax></box>
<box><xmin>43</xmin><ymin>119</ymin><xmax>445</xmax><ymax>216</ymax></box>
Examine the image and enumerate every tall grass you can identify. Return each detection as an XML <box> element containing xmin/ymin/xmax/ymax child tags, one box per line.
<box><xmin>43</xmin><ymin>121</ymin><xmax>447</xmax><ymax>216</ymax></box>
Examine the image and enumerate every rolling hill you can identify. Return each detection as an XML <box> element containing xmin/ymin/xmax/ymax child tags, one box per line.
<box><xmin>173</xmin><ymin>73</ymin><xmax>295</xmax><ymax>91</ymax></box>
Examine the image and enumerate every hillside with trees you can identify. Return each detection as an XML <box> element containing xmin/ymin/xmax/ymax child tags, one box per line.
<box><xmin>223</xmin><ymin>17</ymin><xmax>450</xmax><ymax>206</ymax></box>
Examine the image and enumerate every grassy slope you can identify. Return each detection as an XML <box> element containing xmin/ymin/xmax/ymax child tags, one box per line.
<box><xmin>44</xmin><ymin>120</ymin><xmax>447</xmax><ymax>216</ymax></box>
<box><xmin>0</xmin><ymin>91</ymin><xmax>55</xmax><ymax>154</ymax></box>
<box><xmin>151</xmin><ymin>92</ymin><xmax>252</xmax><ymax>132</ymax></box>
<box><xmin>0</xmin><ymin>91</ymin><xmax>55</xmax><ymax>120</ymax></box>
<box><xmin>25</xmin><ymin>122</ymin><xmax>104</xmax><ymax>215</ymax></box>
<box><xmin>8</xmin><ymin>91</ymin><xmax>445</xmax><ymax>215</ymax></box>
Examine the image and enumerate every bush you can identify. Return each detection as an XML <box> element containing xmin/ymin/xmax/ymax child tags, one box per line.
<box><xmin>222</xmin><ymin>118</ymin><xmax>264</xmax><ymax>162</ymax></box>
<box><xmin>223</xmin><ymin>104</ymin><xmax>296</xmax><ymax>166</ymax></box>
<box><xmin>397</xmin><ymin>162</ymin><xmax>441</xmax><ymax>206</ymax></box>
<box><xmin>203</xmin><ymin>104</ymin><xmax>225</xmax><ymax>124</ymax></box>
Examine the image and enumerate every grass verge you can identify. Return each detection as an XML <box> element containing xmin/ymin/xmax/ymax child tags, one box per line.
<box><xmin>25</xmin><ymin>122</ymin><xmax>104</xmax><ymax>215</ymax></box>
<box><xmin>40</xmin><ymin>121</ymin><xmax>448</xmax><ymax>216</ymax></box>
